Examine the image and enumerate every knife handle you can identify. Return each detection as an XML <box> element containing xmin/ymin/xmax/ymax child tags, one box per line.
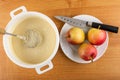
<box><xmin>91</xmin><ymin>22</ymin><xmax>119</xmax><ymax>33</ymax></box>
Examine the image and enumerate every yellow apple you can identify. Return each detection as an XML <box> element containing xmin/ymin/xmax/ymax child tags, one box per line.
<box><xmin>66</xmin><ymin>27</ymin><xmax>85</xmax><ymax>44</ymax></box>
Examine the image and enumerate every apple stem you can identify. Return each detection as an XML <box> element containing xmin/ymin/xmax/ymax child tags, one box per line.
<box><xmin>98</xmin><ymin>25</ymin><xmax>101</xmax><ymax>29</ymax></box>
<box><xmin>90</xmin><ymin>57</ymin><xmax>93</xmax><ymax>63</ymax></box>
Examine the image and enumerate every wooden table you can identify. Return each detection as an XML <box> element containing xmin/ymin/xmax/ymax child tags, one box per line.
<box><xmin>0</xmin><ymin>0</ymin><xmax>120</xmax><ymax>80</ymax></box>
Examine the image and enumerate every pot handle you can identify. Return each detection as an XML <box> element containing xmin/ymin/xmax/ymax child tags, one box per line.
<box><xmin>10</xmin><ymin>6</ymin><xmax>27</xmax><ymax>18</ymax></box>
<box><xmin>35</xmin><ymin>61</ymin><xmax>53</xmax><ymax>74</ymax></box>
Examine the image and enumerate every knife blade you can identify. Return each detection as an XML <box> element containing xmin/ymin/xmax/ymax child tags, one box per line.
<box><xmin>55</xmin><ymin>16</ymin><xmax>119</xmax><ymax>33</ymax></box>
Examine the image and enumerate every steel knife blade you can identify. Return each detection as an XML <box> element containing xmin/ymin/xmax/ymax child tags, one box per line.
<box><xmin>55</xmin><ymin>16</ymin><xmax>119</xmax><ymax>33</ymax></box>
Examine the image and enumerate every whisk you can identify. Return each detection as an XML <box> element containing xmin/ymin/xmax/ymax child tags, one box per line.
<box><xmin>23</xmin><ymin>29</ymin><xmax>40</xmax><ymax>48</ymax></box>
<box><xmin>0</xmin><ymin>27</ymin><xmax>40</xmax><ymax>48</ymax></box>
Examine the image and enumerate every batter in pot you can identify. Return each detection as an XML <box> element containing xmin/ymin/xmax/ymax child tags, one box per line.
<box><xmin>10</xmin><ymin>16</ymin><xmax>56</xmax><ymax>64</ymax></box>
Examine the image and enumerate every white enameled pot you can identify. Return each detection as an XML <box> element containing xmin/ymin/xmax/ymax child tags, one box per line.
<box><xmin>3</xmin><ymin>6</ymin><xmax>59</xmax><ymax>74</ymax></box>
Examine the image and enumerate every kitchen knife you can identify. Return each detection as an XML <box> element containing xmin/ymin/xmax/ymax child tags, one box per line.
<box><xmin>55</xmin><ymin>16</ymin><xmax>119</xmax><ymax>33</ymax></box>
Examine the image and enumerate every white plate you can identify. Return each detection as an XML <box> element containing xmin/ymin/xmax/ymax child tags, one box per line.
<box><xmin>60</xmin><ymin>15</ymin><xmax>109</xmax><ymax>63</ymax></box>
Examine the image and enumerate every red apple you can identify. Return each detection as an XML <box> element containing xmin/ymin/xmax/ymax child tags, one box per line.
<box><xmin>78</xmin><ymin>43</ymin><xmax>97</xmax><ymax>62</ymax></box>
<box><xmin>88</xmin><ymin>28</ymin><xmax>106</xmax><ymax>45</ymax></box>
<box><xmin>66</xmin><ymin>27</ymin><xmax>85</xmax><ymax>44</ymax></box>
